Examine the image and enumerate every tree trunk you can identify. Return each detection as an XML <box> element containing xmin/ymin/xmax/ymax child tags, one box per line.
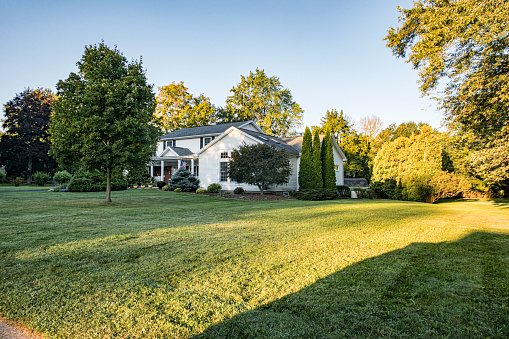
<box><xmin>258</xmin><ymin>183</ymin><xmax>264</xmax><ymax>195</ymax></box>
<box><xmin>106</xmin><ymin>167</ymin><xmax>112</xmax><ymax>203</ymax></box>
<box><xmin>27</xmin><ymin>156</ymin><xmax>33</xmax><ymax>184</ymax></box>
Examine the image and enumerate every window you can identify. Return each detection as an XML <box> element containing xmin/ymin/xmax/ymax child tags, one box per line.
<box><xmin>204</xmin><ymin>137</ymin><xmax>212</xmax><ymax>146</ymax></box>
<box><xmin>220</xmin><ymin>151</ymin><xmax>229</xmax><ymax>159</ymax></box>
<box><xmin>220</xmin><ymin>162</ymin><xmax>228</xmax><ymax>182</ymax></box>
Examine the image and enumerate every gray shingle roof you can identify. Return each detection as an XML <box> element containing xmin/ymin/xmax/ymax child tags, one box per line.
<box><xmin>240</xmin><ymin>129</ymin><xmax>300</xmax><ymax>154</ymax></box>
<box><xmin>161</xmin><ymin>121</ymin><xmax>250</xmax><ymax>139</ymax></box>
<box><xmin>168</xmin><ymin>146</ymin><xmax>194</xmax><ymax>156</ymax></box>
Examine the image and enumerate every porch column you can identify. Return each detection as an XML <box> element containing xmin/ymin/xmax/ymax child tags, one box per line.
<box><xmin>150</xmin><ymin>165</ymin><xmax>154</xmax><ymax>177</ymax></box>
<box><xmin>160</xmin><ymin>160</ymin><xmax>164</xmax><ymax>182</ymax></box>
<box><xmin>177</xmin><ymin>159</ymin><xmax>181</xmax><ymax>170</ymax></box>
<box><xmin>191</xmin><ymin>158</ymin><xmax>195</xmax><ymax>175</ymax></box>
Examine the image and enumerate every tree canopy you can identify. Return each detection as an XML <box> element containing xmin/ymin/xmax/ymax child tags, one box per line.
<box><xmin>225</xmin><ymin>68</ymin><xmax>303</xmax><ymax>137</ymax></box>
<box><xmin>155</xmin><ymin>81</ymin><xmax>216</xmax><ymax>133</ymax></box>
<box><xmin>227</xmin><ymin>143</ymin><xmax>291</xmax><ymax>195</ymax></box>
<box><xmin>385</xmin><ymin>0</ymin><xmax>509</xmax><ymax>187</ymax></box>
<box><xmin>0</xmin><ymin>88</ymin><xmax>57</xmax><ymax>183</ymax></box>
<box><xmin>50</xmin><ymin>42</ymin><xmax>160</xmax><ymax>202</ymax></box>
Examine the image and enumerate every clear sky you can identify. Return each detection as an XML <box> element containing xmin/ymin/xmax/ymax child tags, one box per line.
<box><xmin>0</xmin><ymin>0</ymin><xmax>445</xmax><ymax>133</ymax></box>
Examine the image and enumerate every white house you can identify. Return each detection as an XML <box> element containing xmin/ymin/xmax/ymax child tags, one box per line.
<box><xmin>149</xmin><ymin>121</ymin><xmax>347</xmax><ymax>192</ymax></box>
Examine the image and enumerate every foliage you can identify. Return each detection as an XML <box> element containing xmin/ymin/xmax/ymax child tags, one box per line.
<box><xmin>53</xmin><ymin>170</ymin><xmax>72</xmax><ymax>185</ymax></box>
<box><xmin>50</xmin><ymin>42</ymin><xmax>160</xmax><ymax>202</ymax></box>
<box><xmin>228</xmin><ymin>143</ymin><xmax>291</xmax><ymax>195</ymax></box>
<box><xmin>0</xmin><ymin>88</ymin><xmax>57</xmax><ymax>183</ymax></box>
<box><xmin>207</xmin><ymin>183</ymin><xmax>222</xmax><ymax>193</ymax></box>
<box><xmin>68</xmin><ymin>170</ymin><xmax>128</xmax><ymax>192</ymax></box>
<box><xmin>225</xmin><ymin>68</ymin><xmax>303</xmax><ymax>136</ymax></box>
<box><xmin>321</xmin><ymin>128</ymin><xmax>336</xmax><ymax>189</ymax></box>
<box><xmin>155</xmin><ymin>81</ymin><xmax>216</xmax><ymax>133</ymax></box>
<box><xmin>156</xmin><ymin>181</ymin><xmax>166</xmax><ymax>189</ymax></box>
<box><xmin>0</xmin><ymin>172</ymin><xmax>5</xmax><ymax>183</ymax></box>
<box><xmin>336</xmin><ymin>185</ymin><xmax>351</xmax><ymax>198</ymax></box>
<box><xmin>174</xmin><ymin>187</ymin><xmax>182</xmax><ymax>192</ymax></box>
<box><xmin>168</xmin><ymin>167</ymin><xmax>200</xmax><ymax>192</ymax></box>
<box><xmin>385</xmin><ymin>0</ymin><xmax>509</xmax><ymax>187</ymax></box>
<box><xmin>32</xmin><ymin>171</ymin><xmax>51</xmax><ymax>186</ymax></box>
<box><xmin>298</xmin><ymin>127</ymin><xmax>314</xmax><ymax>189</ymax></box>
<box><xmin>14</xmin><ymin>177</ymin><xmax>23</xmax><ymax>186</ymax></box>
<box><xmin>233</xmin><ymin>187</ymin><xmax>245</xmax><ymax>194</ymax></box>
<box><xmin>292</xmin><ymin>188</ymin><xmax>338</xmax><ymax>201</ymax></box>
<box><xmin>341</xmin><ymin>131</ymin><xmax>371</xmax><ymax>180</ymax></box>
<box><xmin>196</xmin><ymin>188</ymin><xmax>207</xmax><ymax>194</ymax></box>
<box><xmin>312</xmin><ymin>129</ymin><xmax>323</xmax><ymax>188</ymax></box>
<box><xmin>161</xmin><ymin>185</ymin><xmax>169</xmax><ymax>191</ymax></box>
<box><xmin>319</xmin><ymin>109</ymin><xmax>352</xmax><ymax>142</ymax></box>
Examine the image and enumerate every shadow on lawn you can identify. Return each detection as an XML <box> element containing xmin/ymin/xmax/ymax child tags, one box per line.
<box><xmin>195</xmin><ymin>231</ymin><xmax>509</xmax><ymax>338</ymax></box>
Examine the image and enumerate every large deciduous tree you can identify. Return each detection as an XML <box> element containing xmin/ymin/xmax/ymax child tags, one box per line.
<box><xmin>385</xmin><ymin>0</ymin><xmax>509</xmax><ymax>188</ymax></box>
<box><xmin>358</xmin><ymin>115</ymin><xmax>383</xmax><ymax>140</ymax></box>
<box><xmin>225</xmin><ymin>68</ymin><xmax>303</xmax><ymax>137</ymax></box>
<box><xmin>227</xmin><ymin>143</ymin><xmax>291</xmax><ymax>195</ymax></box>
<box><xmin>155</xmin><ymin>81</ymin><xmax>216</xmax><ymax>133</ymax></box>
<box><xmin>50</xmin><ymin>42</ymin><xmax>160</xmax><ymax>202</ymax></box>
<box><xmin>0</xmin><ymin>88</ymin><xmax>57</xmax><ymax>183</ymax></box>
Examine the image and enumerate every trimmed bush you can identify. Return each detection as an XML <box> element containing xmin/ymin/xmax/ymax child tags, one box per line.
<box><xmin>14</xmin><ymin>177</ymin><xmax>23</xmax><ymax>186</ymax></box>
<box><xmin>168</xmin><ymin>168</ymin><xmax>200</xmax><ymax>192</ymax></box>
<box><xmin>53</xmin><ymin>170</ymin><xmax>72</xmax><ymax>185</ymax></box>
<box><xmin>156</xmin><ymin>181</ymin><xmax>165</xmax><ymax>189</ymax></box>
<box><xmin>337</xmin><ymin>185</ymin><xmax>351</xmax><ymax>198</ymax></box>
<box><xmin>33</xmin><ymin>171</ymin><xmax>51</xmax><ymax>186</ymax></box>
<box><xmin>233</xmin><ymin>187</ymin><xmax>245</xmax><ymax>194</ymax></box>
<box><xmin>293</xmin><ymin>188</ymin><xmax>337</xmax><ymax>201</ymax></box>
<box><xmin>68</xmin><ymin>170</ymin><xmax>128</xmax><ymax>192</ymax></box>
<box><xmin>207</xmin><ymin>183</ymin><xmax>222</xmax><ymax>193</ymax></box>
<box><xmin>196</xmin><ymin>188</ymin><xmax>207</xmax><ymax>194</ymax></box>
<box><xmin>174</xmin><ymin>187</ymin><xmax>182</xmax><ymax>192</ymax></box>
<box><xmin>162</xmin><ymin>185</ymin><xmax>169</xmax><ymax>191</ymax></box>
<box><xmin>0</xmin><ymin>172</ymin><xmax>6</xmax><ymax>183</ymax></box>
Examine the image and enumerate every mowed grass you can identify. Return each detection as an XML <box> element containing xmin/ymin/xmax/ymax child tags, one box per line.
<box><xmin>0</xmin><ymin>190</ymin><xmax>508</xmax><ymax>338</ymax></box>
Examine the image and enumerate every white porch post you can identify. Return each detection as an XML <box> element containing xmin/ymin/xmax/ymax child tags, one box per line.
<box><xmin>150</xmin><ymin>165</ymin><xmax>154</xmax><ymax>177</ymax></box>
<box><xmin>160</xmin><ymin>160</ymin><xmax>164</xmax><ymax>182</ymax></box>
<box><xmin>191</xmin><ymin>158</ymin><xmax>195</xmax><ymax>175</ymax></box>
<box><xmin>177</xmin><ymin>159</ymin><xmax>181</xmax><ymax>170</ymax></box>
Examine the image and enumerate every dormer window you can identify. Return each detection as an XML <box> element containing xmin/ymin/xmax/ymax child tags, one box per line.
<box><xmin>204</xmin><ymin>137</ymin><xmax>212</xmax><ymax>146</ymax></box>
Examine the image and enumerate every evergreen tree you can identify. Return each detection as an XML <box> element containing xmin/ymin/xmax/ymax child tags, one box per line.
<box><xmin>312</xmin><ymin>129</ymin><xmax>323</xmax><ymax>188</ymax></box>
<box><xmin>321</xmin><ymin>127</ymin><xmax>336</xmax><ymax>189</ymax></box>
<box><xmin>298</xmin><ymin>126</ymin><xmax>314</xmax><ymax>189</ymax></box>
<box><xmin>168</xmin><ymin>167</ymin><xmax>200</xmax><ymax>192</ymax></box>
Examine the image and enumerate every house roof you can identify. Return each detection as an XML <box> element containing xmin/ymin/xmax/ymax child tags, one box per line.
<box><xmin>239</xmin><ymin>129</ymin><xmax>300</xmax><ymax>154</ymax></box>
<box><xmin>161</xmin><ymin>121</ymin><xmax>256</xmax><ymax>139</ymax></box>
<box><xmin>168</xmin><ymin>146</ymin><xmax>194</xmax><ymax>156</ymax></box>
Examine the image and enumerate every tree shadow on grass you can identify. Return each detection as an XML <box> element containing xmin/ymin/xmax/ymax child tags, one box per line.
<box><xmin>195</xmin><ymin>231</ymin><xmax>509</xmax><ymax>338</ymax></box>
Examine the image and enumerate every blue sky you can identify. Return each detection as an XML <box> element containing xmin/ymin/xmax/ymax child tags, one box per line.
<box><xmin>0</xmin><ymin>0</ymin><xmax>444</xmax><ymax>132</ymax></box>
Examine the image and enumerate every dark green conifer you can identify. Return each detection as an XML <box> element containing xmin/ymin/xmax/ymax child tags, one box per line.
<box><xmin>298</xmin><ymin>126</ymin><xmax>314</xmax><ymax>189</ymax></box>
<box><xmin>312</xmin><ymin>129</ymin><xmax>323</xmax><ymax>188</ymax></box>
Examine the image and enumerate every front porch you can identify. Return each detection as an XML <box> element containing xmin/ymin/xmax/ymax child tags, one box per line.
<box><xmin>149</xmin><ymin>156</ymin><xmax>199</xmax><ymax>184</ymax></box>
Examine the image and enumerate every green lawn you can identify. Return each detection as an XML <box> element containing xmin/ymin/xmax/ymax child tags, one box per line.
<box><xmin>0</xmin><ymin>185</ymin><xmax>53</xmax><ymax>191</ymax></box>
<box><xmin>0</xmin><ymin>190</ymin><xmax>508</xmax><ymax>338</ymax></box>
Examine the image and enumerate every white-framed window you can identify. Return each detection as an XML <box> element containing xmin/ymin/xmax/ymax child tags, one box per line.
<box><xmin>220</xmin><ymin>151</ymin><xmax>229</xmax><ymax>159</ymax></box>
<box><xmin>204</xmin><ymin>137</ymin><xmax>212</xmax><ymax>146</ymax></box>
<box><xmin>219</xmin><ymin>151</ymin><xmax>230</xmax><ymax>182</ymax></box>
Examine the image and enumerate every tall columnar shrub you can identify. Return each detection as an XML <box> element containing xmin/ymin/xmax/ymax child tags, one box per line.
<box><xmin>321</xmin><ymin>128</ymin><xmax>336</xmax><ymax>189</ymax></box>
<box><xmin>168</xmin><ymin>167</ymin><xmax>200</xmax><ymax>192</ymax></box>
<box><xmin>312</xmin><ymin>129</ymin><xmax>323</xmax><ymax>188</ymax></box>
<box><xmin>298</xmin><ymin>126</ymin><xmax>314</xmax><ymax>189</ymax></box>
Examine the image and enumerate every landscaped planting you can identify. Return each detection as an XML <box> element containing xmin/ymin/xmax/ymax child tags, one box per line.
<box><xmin>0</xmin><ymin>190</ymin><xmax>508</xmax><ymax>338</ymax></box>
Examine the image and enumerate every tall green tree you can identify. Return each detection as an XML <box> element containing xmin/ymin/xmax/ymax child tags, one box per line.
<box><xmin>385</xmin><ymin>0</ymin><xmax>509</xmax><ymax>187</ymax></box>
<box><xmin>225</xmin><ymin>68</ymin><xmax>303</xmax><ymax>137</ymax></box>
<box><xmin>321</xmin><ymin>127</ymin><xmax>336</xmax><ymax>189</ymax></box>
<box><xmin>0</xmin><ymin>88</ymin><xmax>57</xmax><ymax>183</ymax></box>
<box><xmin>227</xmin><ymin>143</ymin><xmax>291</xmax><ymax>195</ymax></box>
<box><xmin>312</xmin><ymin>129</ymin><xmax>323</xmax><ymax>188</ymax></box>
<box><xmin>50</xmin><ymin>42</ymin><xmax>160</xmax><ymax>202</ymax></box>
<box><xmin>298</xmin><ymin>126</ymin><xmax>314</xmax><ymax>189</ymax></box>
<box><xmin>319</xmin><ymin>109</ymin><xmax>352</xmax><ymax>142</ymax></box>
<box><xmin>155</xmin><ymin>81</ymin><xmax>216</xmax><ymax>133</ymax></box>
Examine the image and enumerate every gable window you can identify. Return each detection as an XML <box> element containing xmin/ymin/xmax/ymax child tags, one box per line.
<box><xmin>219</xmin><ymin>151</ymin><xmax>229</xmax><ymax>182</ymax></box>
<box><xmin>220</xmin><ymin>151</ymin><xmax>228</xmax><ymax>159</ymax></box>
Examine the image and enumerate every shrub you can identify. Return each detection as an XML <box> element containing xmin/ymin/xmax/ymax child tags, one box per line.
<box><xmin>337</xmin><ymin>185</ymin><xmax>351</xmax><ymax>198</ymax></box>
<box><xmin>33</xmin><ymin>171</ymin><xmax>51</xmax><ymax>186</ymax></box>
<box><xmin>174</xmin><ymin>187</ymin><xmax>182</xmax><ymax>192</ymax></box>
<box><xmin>207</xmin><ymin>183</ymin><xmax>222</xmax><ymax>193</ymax></box>
<box><xmin>233</xmin><ymin>187</ymin><xmax>245</xmax><ymax>194</ymax></box>
<box><xmin>293</xmin><ymin>188</ymin><xmax>337</xmax><ymax>201</ymax></box>
<box><xmin>196</xmin><ymin>188</ymin><xmax>207</xmax><ymax>194</ymax></box>
<box><xmin>156</xmin><ymin>181</ymin><xmax>166</xmax><ymax>189</ymax></box>
<box><xmin>162</xmin><ymin>185</ymin><xmax>169</xmax><ymax>191</ymax></box>
<box><xmin>14</xmin><ymin>177</ymin><xmax>23</xmax><ymax>186</ymax></box>
<box><xmin>53</xmin><ymin>170</ymin><xmax>72</xmax><ymax>184</ymax></box>
<box><xmin>168</xmin><ymin>168</ymin><xmax>200</xmax><ymax>192</ymax></box>
<box><xmin>0</xmin><ymin>172</ymin><xmax>6</xmax><ymax>183</ymax></box>
<box><xmin>68</xmin><ymin>170</ymin><xmax>128</xmax><ymax>192</ymax></box>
